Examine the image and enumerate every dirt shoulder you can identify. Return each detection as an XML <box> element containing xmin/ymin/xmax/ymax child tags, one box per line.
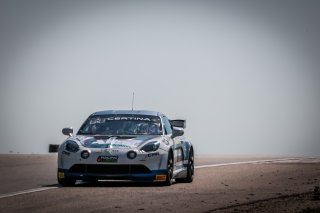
<box><xmin>199</xmin><ymin>162</ymin><xmax>320</xmax><ymax>213</ymax></box>
<box><xmin>206</xmin><ymin>192</ymin><xmax>320</xmax><ymax>213</ymax></box>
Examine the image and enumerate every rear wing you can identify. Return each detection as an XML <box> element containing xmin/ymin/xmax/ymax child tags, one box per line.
<box><xmin>170</xmin><ymin>119</ymin><xmax>186</xmax><ymax>128</ymax></box>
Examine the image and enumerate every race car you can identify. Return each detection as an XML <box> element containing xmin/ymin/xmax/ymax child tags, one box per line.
<box><xmin>57</xmin><ymin>110</ymin><xmax>194</xmax><ymax>186</ymax></box>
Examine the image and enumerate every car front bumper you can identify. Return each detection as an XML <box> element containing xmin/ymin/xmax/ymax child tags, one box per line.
<box><xmin>57</xmin><ymin>166</ymin><xmax>168</xmax><ymax>182</ymax></box>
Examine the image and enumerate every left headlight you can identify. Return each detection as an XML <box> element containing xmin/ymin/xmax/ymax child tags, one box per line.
<box><xmin>65</xmin><ymin>140</ymin><xmax>80</xmax><ymax>152</ymax></box>
<box><xmin>140</xmin><ymin>141</ymin><xmax>160</xmax><ymax>152</ymax></box>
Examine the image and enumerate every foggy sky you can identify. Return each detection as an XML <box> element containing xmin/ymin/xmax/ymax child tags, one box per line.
<box><xmin>0</xmin><ymin>0</ymin><xmax>320</xmax><ymax>155</ymax></box>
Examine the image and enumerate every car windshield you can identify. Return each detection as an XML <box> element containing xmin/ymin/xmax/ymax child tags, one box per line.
<box><xmin>78</xmin><ymin>114</ymin><xmax>163</xmax><ymax>136</ymax></box>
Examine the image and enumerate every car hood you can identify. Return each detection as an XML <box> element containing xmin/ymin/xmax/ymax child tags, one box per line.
<box><xmin>74</xmin><ymin>135</ymin><xmax>162</xmax><ymax>149</ymax></box>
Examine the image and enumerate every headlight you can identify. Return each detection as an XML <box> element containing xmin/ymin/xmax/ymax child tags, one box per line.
<box><xmin>65</xmin><ymin>140</ymin><xmax>80</xmax><ymax>152</ymax></box>
<box><xmin>140</xmin><ymin>141</ymin><xmax>160</xmax><ymax>152</ymax></box>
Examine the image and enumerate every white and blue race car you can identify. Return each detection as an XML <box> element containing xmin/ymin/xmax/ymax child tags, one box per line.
<box><xmin>57</xmin><ymin>110</ymin><xmax>194</xmax><ymax>186</ymax></box>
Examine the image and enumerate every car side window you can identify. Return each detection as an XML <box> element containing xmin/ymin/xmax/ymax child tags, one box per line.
<box><xmin>162</xmin><ymin>116</ymin><xmax>172</xmax><ymax>135</ymax></box>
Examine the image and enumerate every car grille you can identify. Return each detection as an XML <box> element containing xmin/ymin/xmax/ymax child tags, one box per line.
<box><xmin>69</xmin><ymin>164</ymin><xmax>152</xmax><ymax>174</ymax></box>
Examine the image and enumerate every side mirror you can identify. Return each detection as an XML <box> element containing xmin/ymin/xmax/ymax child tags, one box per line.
<box><xmin>170</xmin><ymin>119</ymin><xmax>186</xmax><ymax>128</ymax></box>
<box><xmin>62</xmin><ymin>127</ymin><xmax>73</xmax><ymax>136</ymax></box>
<box><xmin>171</xmin><ymin>127</ymin><xmax>184</xmax><ymax>138</ymax></box>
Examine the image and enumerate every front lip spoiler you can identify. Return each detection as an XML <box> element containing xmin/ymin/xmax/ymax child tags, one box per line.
<box><xmin>58</xmin><ymin>168</ymin><xmax>167</xmax><ymax>182</ymax></box>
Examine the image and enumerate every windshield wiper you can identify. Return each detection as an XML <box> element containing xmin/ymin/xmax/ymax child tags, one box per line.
<box><xmin>114</xmin><ymin>135</ymin><xmax>136</xmax><ymax>139</ymax></box>
<box><xmin>93</xmin><ymin>135</ymin><xmax>112</xmax><ymax>140</ymax></box>
<box><xmin>93</xmin><ymin>135</ymin><xmax>136</xmax><ymax>140</ymax></box>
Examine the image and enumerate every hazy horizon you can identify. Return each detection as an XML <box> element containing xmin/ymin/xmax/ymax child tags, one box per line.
<box><xmin>1</xmin><ymin>1</ymin><xmax>320</xmax><ymax>156</ymax></box>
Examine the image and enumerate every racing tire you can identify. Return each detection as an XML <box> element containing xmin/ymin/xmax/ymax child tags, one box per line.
<box><xmin>58</xmin><ymin>178</ymin><xmax>76</xmax><ymax>186</ymax></box>
<box><xmin>163</xmin><ymin>151</ymin><xmax>174</xmax><ymax>186</ymax></box>
<box><xmin>57</xmin><ymin>172</ymin><xmax>76</xmax><ymax>186</ymax></box>
<box><xmin>175</xmin><ymin>148</ymin><xmax>194</xmax><ymax>183</ymax></box>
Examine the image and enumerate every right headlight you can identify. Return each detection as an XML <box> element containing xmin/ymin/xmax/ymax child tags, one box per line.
<box><xmin>65</xmin><ymin>140</ymin><xmax>80</xmax><ymax>152</ymax></box>
<box><xmin>140</xmin><ymin>141</ymin><xmax>160</xmax><ymax>152</ymax></box>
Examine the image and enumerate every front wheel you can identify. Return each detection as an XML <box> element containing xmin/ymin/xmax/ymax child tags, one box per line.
<box><xmin>57</xmin><ymin>171</ymin><xmax>76</xmax><ymax>186</ymax></box>
<box><xmin>58</xmin><ymin>178</ymin><xmax>76</xmax><ymax>186</ymax></box>
<box><xmin>163</xmin><ymin>151</ymin><xmax>174</xmax><ymax>186</ymax></box>
<box><xmin>176</xmin><ymin>149</ymin><xmax>194</xmax><ymax>183</ymax></box>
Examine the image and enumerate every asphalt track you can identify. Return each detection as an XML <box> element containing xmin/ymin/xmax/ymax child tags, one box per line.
<box><xmin>0</xmin><ymin>154</ymin><xmax>319</xmax><ymax>212</ymax></box>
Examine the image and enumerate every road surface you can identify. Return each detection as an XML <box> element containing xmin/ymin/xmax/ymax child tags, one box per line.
<box><xmin>0</xmin><ymin>154</ymin><xmax>319</xmax><ymax>212</ymax></box>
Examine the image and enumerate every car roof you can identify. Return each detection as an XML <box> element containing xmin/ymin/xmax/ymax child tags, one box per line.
<box><xmin>91</xmin><ymin>110</ymin><xmax>164</xmax><ymax>117</ymax></box>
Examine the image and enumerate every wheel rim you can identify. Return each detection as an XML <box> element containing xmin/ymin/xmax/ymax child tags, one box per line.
<box><xmin>167</xmin><ymin>154</ymin><xmax>173</xmax><ymax>181</ymax></box>
<box><xmin>189</xmin><ymin>151</ymin><xmax>194</xmax><ymax>178</ymax></box>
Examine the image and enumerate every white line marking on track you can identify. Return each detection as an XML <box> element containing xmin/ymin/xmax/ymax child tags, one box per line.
<box><xmin>0</xmin><ymin>186</ymin><xmax>59</xmax><ymax>199</ymax></box>
<box><xmin>195</xmin><ymin>158</ymin><xmax>301</xmax><ymax>169</ymax></box>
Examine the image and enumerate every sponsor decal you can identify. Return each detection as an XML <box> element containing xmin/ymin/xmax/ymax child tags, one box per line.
<box><xmin>103</xmin><ymin>149</ymin><xmax>119</xmax><ymax>155</ymax></box>
<box><xmin>105</xmin><ymin>117</ymin><xmax>151</xmax><ymax>121</ymax></box>
<box><xmin>94</xmin><ymin>148</ymin><xmax>120</xmax><ymax>154</ymax></box>
<box><xmin>141</xmin><ymin>152</ymin><xmax>159</xmax><ymax>160</ymax></box>
<box><xmin>62</xmin><ymin>151</ymin><xmax>70</xmax><ymax>156</ymax></box>
<box><xmin>90</xmin><ymin>117</ymin><xmax>151</xmax><ymax>124</ymax></box>
<box><xmin>110</xmin><ymin>144</ymin><xmax>130</xmax><ymax>148</ymax></box>
<box><xmin>97</xmin><ymin>155</ymin><xmax>118</xmax><ymax>163</ymax></box>
<box><xmin>147</xmin><ymin>152</ymin><xmax>159</xmax><ymax>158</ymax></box>
<box><xmin>91</xmin><ymin>143</ymin><xmax>130</xmax><ymax>149</ymax></box>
